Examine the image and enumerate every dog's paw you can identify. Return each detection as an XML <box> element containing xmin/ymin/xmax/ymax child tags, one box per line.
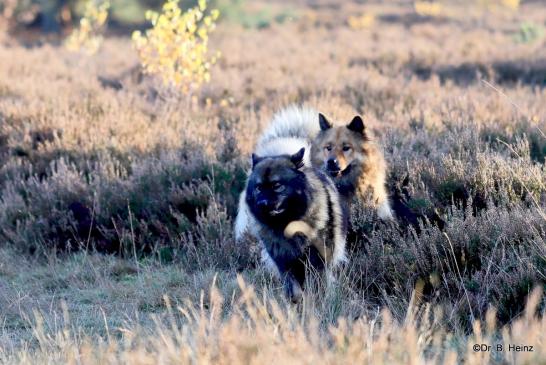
<box><xmin>284</xmin><ymin>220</ymin><xmax>315</xmax><ymax>239</ymax></box>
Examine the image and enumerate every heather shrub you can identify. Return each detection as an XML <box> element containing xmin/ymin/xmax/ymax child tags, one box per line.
<box><xmin>0</xmin><ymin>138</ymin><xmax>247</xmax><ymax>256</ymax></box>
<box><xmin>0</xmin><ymin>1</ymin><xmax>545</xmax><ymax>362</ymax></box>
<box><xmin>349</xmin><ymin>200</ymin><xmax>545</xmax><ymax>329</ymax></box>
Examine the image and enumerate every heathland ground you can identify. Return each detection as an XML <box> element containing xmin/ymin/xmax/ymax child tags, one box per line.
<box><xmin>0</xmin><ymin>1</ymin><xmax>545</xmax><ymax>363</ymax></box>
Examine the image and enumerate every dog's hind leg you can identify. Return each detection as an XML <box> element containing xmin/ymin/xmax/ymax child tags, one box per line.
<box><xmin>377</xmin><ymin>198</ymin><xmax>394</xmax><ymax>221</ymax></box>
<box><xmin>235</xmin><ymin>191</ymin><xmax>255</xmax><ymax>241</ymax></box>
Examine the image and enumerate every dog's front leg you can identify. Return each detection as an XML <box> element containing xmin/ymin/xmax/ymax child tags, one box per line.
<box><xmin>282</xmin><ymin>272</ymin><xmax>303</xmax><ymax>304</ymax></box>
<box><xmin>290</xmin><ymin>232</ymin><xmax>310</xmax><ymax>251</ymax></box>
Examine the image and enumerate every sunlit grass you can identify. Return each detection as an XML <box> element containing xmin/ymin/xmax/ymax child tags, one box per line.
<box><xmin>0</xmin><ymin>1</ymin><xmax>545</xmax><ymax>363</ymax></box>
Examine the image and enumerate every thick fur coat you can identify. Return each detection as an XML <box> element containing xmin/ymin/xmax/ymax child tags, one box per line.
<box><xmin>244</xmin><ymin>148</ymin><xmax>347</xmax><ymax>301</ymax></box>
<box><xmin>234</xmin><ymin>106</ymin><xmax>394</xmax><ymax>300</ymax></box>
<box><xmin>310</xmin><ymin>113</ymin><xmax>393</xmax><ymax>220</ymax></box>
<box><xmin>235</xmin><ymin>106</ymin><xmax>393</xmax><ymax>244</ymax></box>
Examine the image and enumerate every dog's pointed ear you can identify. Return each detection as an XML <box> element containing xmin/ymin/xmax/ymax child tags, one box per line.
<box><xmin>319</xmin><ymin>113</ymin><xmax>333</xmax><ymax>131</ymax></box>
<box><xmin>290</xmin><ymin>148</ymin><xmax>305</xmax><ymax>169</ymax></box>
<box><xmin>347</xmin><ymin>115</ymin><xmax>365</xmax><ymax>135</ymax></box>
<box><xmin>251</xmin><ymin>153</ymin><xmax>263</xmax><ymax>169</ymax></box>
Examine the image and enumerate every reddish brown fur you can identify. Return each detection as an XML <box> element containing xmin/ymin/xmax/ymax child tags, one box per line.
<box><xmin>310</xmin><ymin>117</ymin><xmax>393</xmax><ymax>220</ymax></box>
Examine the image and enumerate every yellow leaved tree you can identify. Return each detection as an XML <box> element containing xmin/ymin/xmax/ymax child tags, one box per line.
<box><xmin>414</xmin><ymin>1</ymin><xmax>443</xmax><ymax>17</ymax></box>
<box><xmin>65</xmin><ymin>0</ymin><xmax>110</xmax><ymax>55</ymax></box>
<box><xmin>478</xmin><ymin>0</ymin><xmax>520</xmax><ymax>11</ymax></box>
<box><xmin>132</xmin><ymin>0</ymin><xmax>220</xmax><ymax>95</ymax></box>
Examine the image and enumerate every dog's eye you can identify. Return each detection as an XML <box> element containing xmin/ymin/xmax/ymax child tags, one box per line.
<box><xmin>342</xmin><ymin>145</ymin><xmax>352</xmax><ymax>152</ymax></box>
<box><xmin>324</xmin><ymin>145</ymin><xmax>332</xmax><ymax>152</ymax></box>
<box><xmin>272</xmin><ymin>182</ymin><xmax>285</xmax><ymax>192</ymax></box>
<box><xmin>254</xmin><ymin>185</ymin><xmax>261</xmax><ymax>194</ymax></box>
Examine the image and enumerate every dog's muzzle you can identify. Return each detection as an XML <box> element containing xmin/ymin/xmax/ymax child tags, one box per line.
<box><xmin>326</xmin><ymin>161</ymin><xmax>353</xmax><ymax>178</ymax></box>
<box><xmin>326</xmin><ymin>159</ymin><xmax>341</xmax><ymax>177</ymax></box>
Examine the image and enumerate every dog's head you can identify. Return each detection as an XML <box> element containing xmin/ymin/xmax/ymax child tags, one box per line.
<box><xmin>246</xmin><ymin>147</ymin><xmax>308</xmax><ymax>228</ymax></box>
<box><xmin>311</xmin><ymin>113</ymin><xmax>369</xmax><ymax>178</ymax></box>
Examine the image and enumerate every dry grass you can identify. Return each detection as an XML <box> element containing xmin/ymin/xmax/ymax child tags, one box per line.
<box><xmin>0</xmin><ymin>0</ymin><xmax>545</xmax><ymax>363</ymax></box>
<box><xmin>1</xmin><ymin>280</ymin><xmax>545</xmax><ymax>364</ymax></box>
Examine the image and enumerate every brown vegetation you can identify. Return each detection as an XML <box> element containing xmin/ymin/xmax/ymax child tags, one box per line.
<box><xmin>0</xmin><ymin>1</ymin><xmax>545</xmax><ymax>363</ymax></box>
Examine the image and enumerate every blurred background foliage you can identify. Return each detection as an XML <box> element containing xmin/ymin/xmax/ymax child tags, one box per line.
<box><xmin>0</xmin><ymin>0</ymin><xmax>298</xmax><ymax>33</ymax></box>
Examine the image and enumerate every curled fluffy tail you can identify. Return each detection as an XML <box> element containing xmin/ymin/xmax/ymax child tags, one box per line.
<box><xmin>235</xmin><ymin>105</ymin><xmax>320</xmax><ymax>242</ymax></box>
<box><xmin>258</xmin><ymin>105</ymin><xmax>320</xmax><ymax>147</ymax></box>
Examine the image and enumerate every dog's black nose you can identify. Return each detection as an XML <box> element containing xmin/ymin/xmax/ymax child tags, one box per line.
<box><xmin>327</xmin><ymin>158</ymin><xmax>339</xmax><ymax>170</ymax></box>
<box><xmin>257</xmin><ymin>199</ymin><xmax>269</xmax><ymax>208</ymax></box>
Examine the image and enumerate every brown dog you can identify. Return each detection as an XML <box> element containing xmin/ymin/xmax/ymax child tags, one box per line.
<box><xmin>310</xmin><ymin>113</ymin><xmax>393</xmax><ymax>220</ymax></box>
